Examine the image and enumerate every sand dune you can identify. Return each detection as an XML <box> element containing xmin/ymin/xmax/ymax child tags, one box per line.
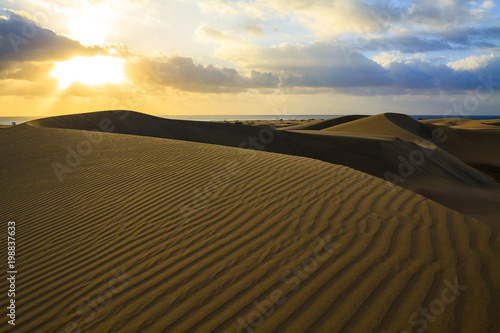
<box><xmin>420</xmin><ymin>120</ymin><xmax>500</xmax><ymax>167</ymax></box>
<box><xmin>1</xmin><ymin>120</ymin><xmax>500</xmax><ymax>332</ymax></box>
<box><xmin>27</xmin><ymin>111</ymin><xmax>500</xmax><ymax>227</ymax></box>
<box><xmin>422</xmin><ymin>118</ymin><xmax>500</xmax><ymax>130</ymax></box>
<box><xmin>320</xmin><ymin>113</ymin><xmax>432</xmax><ymax>142</ymax></box>
<box><xmin>300</xmin><ymin>113</ymin><xmax>500</xmax><ymax>168</ymax></box>
<box><xmin>281</xmin><ymin>115</ymin><xmax>368</xmax><ymax>131</ymax></box>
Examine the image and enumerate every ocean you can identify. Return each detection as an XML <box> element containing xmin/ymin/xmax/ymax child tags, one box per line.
<box><xmin>1</xmin><ymin>114</ymin><xmax>499</xmax><ymax>126</ymax></box>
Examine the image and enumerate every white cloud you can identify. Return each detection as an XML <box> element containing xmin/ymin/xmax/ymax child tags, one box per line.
<box><xmin>482</xmin><ymin>1</ymin><xmax>495</xmax><ymax>9</ymax></box>
<box><xmin>372</xmin><ymin>52</ymin><xmax>428</xmax><ymax>68</ymax></box>
<box><xmin>447</xmin><ymin>54</ymin><xmax>495</xmax><ymax>71</ymax></box>
<box><xmin>372</xmin><ymin>52</ymin><xmax>403</xmax><ymax>68</ymax></box>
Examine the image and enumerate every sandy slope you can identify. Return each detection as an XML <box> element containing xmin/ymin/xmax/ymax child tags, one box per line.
<box><xmin>1</xmin><ymin>123</ymin><xmax>500</xmax><ymax>333</ymax></box>
<box><xmin>27</xmin><ymin>111</ymin><xmax>500</xmax><ymax>228</ymax></box>
<box><xmin>319</xmin><ymin>113</ymin><xmax>432</xmax><ymax>143</ymax></box>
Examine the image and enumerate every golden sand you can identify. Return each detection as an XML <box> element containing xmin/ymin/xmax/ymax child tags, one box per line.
<box><xmin>1</xmin><ymin>111</ymin><xmax>499</xmax><ymax>332</ymax></box>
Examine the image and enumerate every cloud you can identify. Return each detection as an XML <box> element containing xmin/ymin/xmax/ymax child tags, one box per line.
<box><xmin>0</xmin><ymin>61</ymin><xmax>54</xmax><ymax>81</ymax></box>
<box><xmin>126</xmin><ymin>56</ymin><xmax>280</xmax><ymax>93</ymax></box>
<box><xmin>0</xmin><ymin>9</ymin><xmax>110</xmax><ymax>95</ymax></box>
<box><xmin>361</xmin><ymin>35</ymin><xmax>455</xmax><ymax>53</ymax></box>
<box><xmin>373</xmin><ymin>53</ymin><xmax>500</xmax><ymax>91</ymax></box>
<box><xmin>238</xmin><ymin>20</ymin><xmax>263</xmax><ymax>36</ymax></box>
<box><xmin>195</xmin><ymin>26</ymin><xmax>236</xmax><ymax>43</ymax></box>
<box><xmin>482</xmin><ymin>1</ymin><xmax>495</xmax><ymax>9</ymax></box>
<box><xmin>355</xmin><ymin>26</ymin><xmax>500</xmax><ymax>53</ymax></box>
<box><xmin>404</xmin><ymin>0</ymin><xmax>489</xmax><ymax>31</ymax></box>
<box><xmin>448</xmin><ymin>54</ymin><xmax>496</xmax><ymax>71</ymax></box>
<box><xmin>226</xmin><ymin>0</ymin><xmax>497</xmax><ymax>42</ymax></box>
<box><xmin>220</xmin><ymin>40</ymin><xmax>500</xmax><ymax>92</ymax></box>
<box><xmin>0</xmin><ymin>78</ymin><xmax>58</xmax><ymax>96</ymax></box>
<box><xmin>35</xmin><ymin>0</ymin><xmax>150</xmax><ymax>13</ymax></box>
<box><xmin>198</xmin><ymin>1</ymin><xmax>239</xmax><ymax>17</ymax></box>
<box><xmin>0</xmin><ymin>10</ymin><xmax>100</xmax><ymax>62</ymax></box>
<box><xmin>1</xmin><ymin>2</ymin><xmax>498</xmax><ymax>98</ymax></box>
<box><xmin>256</xmin><ymin>0</ymin><xmax>404</xmax><ymax>36</ymax></box>
<box><xmin>219</xmin><ymin>40</ymin><xmax>394</xmax><ymax>87</ymax></box>
<box><xmin>197</xmin><ymin>0</ymin><xmax>267</xmax><ymax>19</ymax></box>
<box><xmin>438</xmin><ymin>26</ymin><xmax>500</xmax><ymax>48</ymax></box>
<box><xmin>196</xmin><ymin>0</ymin><xmax>404</xmax><ymax>36</ymax></box>
<box><xmin>384</xmin><ymin>60</ymin><xmax>434</xmax><ymax>89</ymax></box>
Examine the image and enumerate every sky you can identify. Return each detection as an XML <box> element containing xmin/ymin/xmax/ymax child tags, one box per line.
<box><xmin>0</xmin><ymin>0</ymin><xmax>499</xmax><ymax>117</ymax></box>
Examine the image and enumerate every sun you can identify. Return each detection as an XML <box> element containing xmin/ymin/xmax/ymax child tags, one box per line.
<box><xmin>51</xmin><ymin>56</ymin><xmax>126</xmax><ymax>89</ymax></box>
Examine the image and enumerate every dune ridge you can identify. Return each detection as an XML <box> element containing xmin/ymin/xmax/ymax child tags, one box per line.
<box><xmin>1</xmin><ymin>123</ymin><xmax>500</xmax><ymax>332</ymax></box>
<box><xmin>279</xmin><ymin>115</ymin><xmax>368</xmax><ymax>131</ymax></box>
<box><xmin>26</xmin><ymin>110</ymin><xmax>500</xmax><ymax>227</ymax></box>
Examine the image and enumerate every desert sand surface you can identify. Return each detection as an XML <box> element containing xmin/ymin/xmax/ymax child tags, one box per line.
<box><xmin>420</xmin><ymin>120</ymin><xmax>500</xmax><ymax>168</ymax></box>
<box><xmin>421</xmin><ymin>118</ymin><xmax>500</xmax><ymax>130</ymax></box>
<box><xmin>28</xmin><ymin>111</ymin><xmax>500</xmax><ymax>228</ymax></box>
<box><xmin>1</xmin><ymin>110</ymin><xmax>500</xmax><ymax>332</ymax></box>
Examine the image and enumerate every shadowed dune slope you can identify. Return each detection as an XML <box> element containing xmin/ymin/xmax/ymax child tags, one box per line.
<box><xmin>27</xmin><ymin>110</ymin><xmax>500</xmax><ymax>226</ymax></box>
<box><xmin>1</xmin><ymin>124</ymin><xmax>500</xmax><ymax>332</ymax></box>
<box><xmin>421</xmin><ymin>121</ymin><xmax>500</xmax><ymax>167</ymax></box>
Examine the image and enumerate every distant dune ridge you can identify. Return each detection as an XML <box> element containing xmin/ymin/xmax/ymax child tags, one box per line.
<box><xmin>0</xmin><ymin>110</ymin><xmax>499</xmax><ymax>332</ymax></box>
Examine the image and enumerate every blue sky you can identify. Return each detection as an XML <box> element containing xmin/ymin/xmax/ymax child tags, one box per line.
<box><xmin>0</xmin><ymin>0</ymin><xmax>499</xmax><ymax>116</ymax></box>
